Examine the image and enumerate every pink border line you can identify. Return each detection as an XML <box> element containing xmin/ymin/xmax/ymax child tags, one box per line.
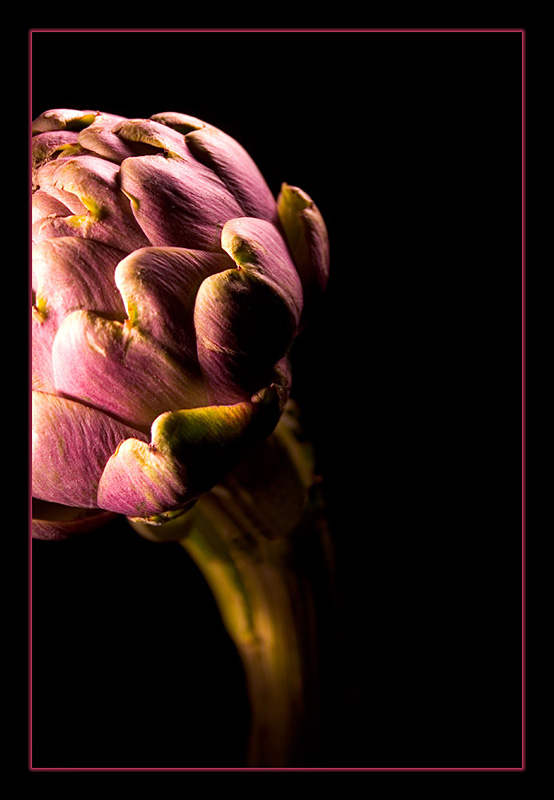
<box><xmin>28</xmin><ymin>27</ymin><xmax>527</xmax><ymax>773</ymax></box>
<box><xmin>28</xmin><ymin>27</ymin><xmax>526</xmax><ymax>33</ymax></box>
<box><xmin>28</xmin><ymin>32</ymin><xmax>33</xmax><ymax>772</ymax></box>
<box><xmin>521</xmin><ymin>28</ymin><xmax>527</xmax><ymax>773</ymax></box>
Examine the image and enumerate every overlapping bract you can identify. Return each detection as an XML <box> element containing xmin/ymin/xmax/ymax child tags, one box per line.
<box><xmin>31</xmin><ymin>109</ymin><xmax>329</xmax><ymax>539</ymax></box>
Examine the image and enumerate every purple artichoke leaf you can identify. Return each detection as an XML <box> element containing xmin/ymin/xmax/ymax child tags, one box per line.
<box><xmin>221</xmin><ymin>217</ymin><xmax>304</xmax><ymax>323</ymax></box>
<box><xmin>32</xmin><ymin>496</ymin><xmax>112</xmax><ymax>523</ymax></box>
<box><xmin>119</xmin><ymin>153</ymin><xmax>243</xmax><ymax>251</ymax></box>
<box><xmin>32</xmin><ymin>391</ymin><xmax>149</xmax><ymax>509</ymax></box>
<box><xmin>114</xmin><ymin>246</ymin><xmax>232</xmax><ymax>366</ymax></box>
<box><xmin>149</xmin><ymin>111</ymin><xmax>206</xmax><ymax>134</ymax></box>
<box><xmin>31</xmin><ymin>108</ymin><xmax>98</xmax><ymax>134</ymax></box>
<box><xmin>32</xmin><ymin>511</ymin><xmax>118</xmax><ymax>541</ymax></box>
<box><xmin>76</xmin><ymin>112</ymin><xmax>145</xmax><ymax>163</ymax></box>
<box><xmin>32</xmin><ymin>131</ymin><xmax>84</xmax><ymax>183</ymax></box>
<box><xmin>51</xmin><ymin>310</ymin><xmax>209</xmax><ymax>432</ymax></box>
<box><xmin>32</xmin><ymin>237</ymin><xmax>127</xmax><ymax>322</ymax></box>
<box><xmin>113</xmin><ymin>117</ymin><xmax>191</xmax><ymax>160</ymax></box>
<box><xmin>34</xmin><ymin>159</ymin><xmax>90</xmax><ymax>216</ymax></box>
<box><xmin>34</xmin><ymin>154</ymin><xmax>150</xmax><ymax>252</ymax></box>
<box><xmin>195</xmin><ymin>268</ymin><xmax>297</xmax><ymax>405</ymax></box>
<box><xmin>32</xmin><ymin>237</ymin><xmax>128</xmax><ymax>391</ymax></box>
<box><xmin>277</xmin><ymin>183</ymin><xmax>330</xmax><ymax>324</ymax></box>
<box><xmin>32</xmin><ymin>191</ymin><xmax>74</xmax><ymax>240</ymax></box>
<box><xmin>194</xmin><ymin>216</ymin><xmax>303</xmax><ymax>404</ymax></box>
<box><xmin>97</xmin><ymin>386</ymin><xmax>281</xmax><ymax>517</ymax></box>
<box><xmin>184</xmin><ymin>125</ymin><xmax>278</xmax><ymax>224</ymax></box>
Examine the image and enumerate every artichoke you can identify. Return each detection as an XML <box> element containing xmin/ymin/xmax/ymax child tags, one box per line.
<box><xmin>31</xmin><ymin>108</ymin><xmax>329</xmax><ymax>540</ymax></box>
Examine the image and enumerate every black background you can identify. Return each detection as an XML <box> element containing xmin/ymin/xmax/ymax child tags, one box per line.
<box><xmin>29</xmin><ymin>28</ymin><xmax>524</xmax><ymax>771</ymax></box>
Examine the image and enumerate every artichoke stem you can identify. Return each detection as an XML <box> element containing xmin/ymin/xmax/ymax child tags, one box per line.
<box><xmin>130</xmin><ymin>406</ymin><xmax>338</xmax><ymax>767</ymax></box>
<box><xmin>180</xmin><ymin>490</ymin><xmax>331</xmax><ymax>767</ymax></box>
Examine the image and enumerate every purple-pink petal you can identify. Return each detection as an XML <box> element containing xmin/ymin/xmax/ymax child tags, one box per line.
<box><xmin>33</xmin><ymin>154</ymin><xmax>150</xmax><ymax>252</ymax></box>
<box><xmin>119</xmin><ymin>153</ymin><xmax>243</xmax><ymax>250</ymax></box>
<box><xmin>32</xmin><ymin>237</ymin><xmax>126</xmax><ymax>321</ymax></box>
<box><xmin>113</xmin><ymin>118</ymin><xmax>190</xmax><ymax>159</ymax></box>
<box><xmin>114</xmin><ymin>246</ymin><xmax>232</xmax><ymax>365</ymax></box>
<box><xmin>34</xmin><ymin>158</ymin><xmax>89</xmax><ymax>216</ymax></box>
<box><xmin>32</xmin><ymin>108</ymin><xmax>98</xmax><ymax>134</ymax></box>
<box><xmin>32</xmin><ymin>501</ymin><xmax>116</xmax><ymax>540</ymax></box>
<box><xmin>221</xmin><ymin>217</ymin><xmax>304</xmax><ymax>324</ymax></box>
<box><xmin>185</xmin><ymin>125</ymin><xmax>278</xmax><ymax>223</ymax></box>
<box><xmin>76</xmin><ymin>111</ymin><xmax>137</xmax><ymax>163</ymax></box>
<box><xmin>32</xmin><ymin>390</ymin><xmax>148</xmax><ymax>508</ymax></box>
<box><xmin>97</xmin><ymin>387</ymin><xmax>281</xmax><ymax>517</ymax></box>
<box><xmin>194</xmin><ymin>217</ymin><xmax>303</xmax><ymax>404</ymax></box>
<box><xmin>150</xmin><ymin>111</ymin><xmax>206</xmax><ymax>133</ymax></box>
<box><xmin>32</xmin><ymin>237</ymin><xmax>127</xmax><ymax>391</ymax></box>
<box><xmin>277</xmin><ymin>183</ymin><xmax>330</xmax><ymax>322</ymax></box>
<box><xmin>32</xmin><ymin>191</ymin><xmax>73</xmax><ymax>243</ymax></box>
<box><xmin>52</xmin><ymin>310</ymin><xmax>209</xmax><ymax>431</ymax></box>
<box><xmin>32</xmin><ymin>131</ymin><xmax>83</xmax><ymax>183</ymax></box>
<box><xmin>194</xmin><ymin>267</ymin><xmax>297</xmax><ymax>405</ymax></box>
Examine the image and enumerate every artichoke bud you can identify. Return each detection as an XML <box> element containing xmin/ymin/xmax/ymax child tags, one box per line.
<box><xmin>31</xmin><ymin>108</ymin><xmax>329</xmax><ymax>539</ymax></box>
